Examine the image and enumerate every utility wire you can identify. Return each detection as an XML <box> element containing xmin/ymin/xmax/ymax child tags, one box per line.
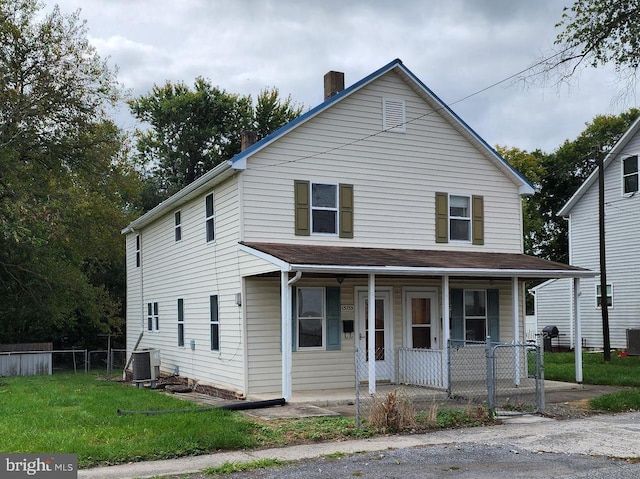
<box><xmin>249</xmin><ymin>47</ymin><xmax>574</xmax><ymax>171</ymax></box>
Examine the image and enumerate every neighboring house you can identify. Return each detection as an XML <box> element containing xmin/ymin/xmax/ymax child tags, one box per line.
<box><xmin>122</xmin><ymin>59</ymin><xmax>592</xmax><ymax>400</ymax></box>
<box><xmin>533</xmin><ymin>116</ymin><xmax>640</xmax><ymax>351</ymax></box>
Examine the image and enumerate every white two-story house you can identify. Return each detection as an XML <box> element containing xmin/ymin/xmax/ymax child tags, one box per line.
<box><xmin>533</xmin><ymin>116</ymin><xmax>640</xmax><ymax>352</ymax></box>
<box><xmin>122</xmin><ymin>59</ymin><xmax>592</xmax><ymax>400</ymax></box>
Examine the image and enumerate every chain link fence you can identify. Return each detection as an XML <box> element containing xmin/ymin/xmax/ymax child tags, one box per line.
<box><xmin>355</xmin><ymin>340</ymin><xmax>544</xmax><ymax>428</ymax></box>
<box><xmin>0</xmin><ymin>349</ymin><xmax>128</xmax><ymax>376</ymax></box>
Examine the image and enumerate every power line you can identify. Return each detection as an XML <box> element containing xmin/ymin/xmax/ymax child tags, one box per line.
<box><xmin>249</xmin><ymin>48</ymin><xmax>573</xmax><ymax>171</ymax></box>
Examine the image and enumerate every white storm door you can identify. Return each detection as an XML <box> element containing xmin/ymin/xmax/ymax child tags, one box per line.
<box><xmin>404</xmin><ymin>290</ymin><xmax>439</xmax><ymax>350</ymax></box>
<box><xmin>357</xmin><ymin>289</ymin><xmax>393</xmax><ymax>382</ymax></box>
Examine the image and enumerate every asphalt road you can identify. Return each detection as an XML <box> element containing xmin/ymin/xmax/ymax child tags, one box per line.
<box><xmin>184</xmin><ymin>444</ymin><xmax>640</xmax><ymax>479</ymax></box>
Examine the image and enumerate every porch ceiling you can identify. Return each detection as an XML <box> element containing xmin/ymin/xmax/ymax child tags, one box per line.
<box><xmin>239</xmin><ymin>242</ymin><xmax>596</xmax><ymax>279</ymax></box>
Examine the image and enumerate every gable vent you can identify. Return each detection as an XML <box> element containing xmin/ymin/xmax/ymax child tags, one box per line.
<box><xmin>383</xmin><ymin>98</ymin><xmax>406</xmax><ymax>132</ymax></box>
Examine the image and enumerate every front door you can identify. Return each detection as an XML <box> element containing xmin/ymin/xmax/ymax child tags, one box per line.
<box><xmin>357</xmin><ymin>289</ymin><xmax>393</xmax><ymax>382</ymax></box>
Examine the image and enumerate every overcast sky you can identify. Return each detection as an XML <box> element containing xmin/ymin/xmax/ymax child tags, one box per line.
<box><xmin>51</xmin><ymin>0</ymin><xmax>637</xmax><ymax>153</ymax></box>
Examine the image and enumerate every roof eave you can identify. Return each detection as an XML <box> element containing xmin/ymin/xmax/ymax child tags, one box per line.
<box><xmin>121</xmin><ymin>161</ymin><xmax>234</xmax><ymax>235</ymax></box>
<box><xmin>559</xmin><ymin>115</ymin><xmax>640</xmax><ymax>217</ymax></box>
<box><xmin>291</xmin><ymin>264</ymin><xmax>597</xmax><ymax>278</ymax></box>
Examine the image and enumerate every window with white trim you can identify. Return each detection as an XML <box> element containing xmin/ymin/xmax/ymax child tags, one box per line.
<box><xmin>623</xmin><ymin>155</ymin><xmax>638</xmax><ymax>195</ymax></box>
<box><xmin>177</xmin><ymin>298</ymin><xmax>184</xmax><ymax>347</ymax></box>
<box><xmin>297</xmin><ymin>287</ymin><xmax>325</xmax><ymax>349</ymax></box>
<box><xmin>174</xmin><ymin>211</ymin><xmax>182</xmax><ymax>242</ymax></box>
<box><xmin>205</xmin><ymin>193</ymin><xmax>215</xmax><ymax>242</ymax></box>
<box><xmin>596</xmin><ymin>284</ymin><xmax>613</xmax><ymax>308</ymax></box>
<box><xmin>147</xmin><ymin>302</ymin><xmax>159</xmax><ymax>331</ymax></box>
<box><xmin>210</xmin><ymin>295</ymin><xmax>219</xmax><ymax>351</ymax></box>
<box><xmin>449</xmin><ymin>195</ymin><xmax>471</xmax><ymax>241</ymax></box>
<box><xmin>464</xmin><ymin>290</ymin><xmax>486</xmax><ymax>341</ymax></box>
<box><xmin>311</xmin><ymin>183</ymin><xmax>338</xmax><ymax>234</ymax></box>
<box><xmin>135</xmin><ymin>235</ymin><xmax>141</xmax><ymax>267</ymax></box>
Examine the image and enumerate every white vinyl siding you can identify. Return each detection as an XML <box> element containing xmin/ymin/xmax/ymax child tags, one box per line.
<box><xmin>125</xmin><ymin>175</ymin><xmax>245</xmax><ymax>396</ymax></box>
<box><xmin>532</xmin><ymin>279</ymin><xmax>573</xmax><ymax>349</ymax></box>
<box><xmin>240</xmin><ymin>73</ymin><xmax>523</xmax><ymax>253</ymax></box>
<box><xmin>541</xmin><ymin>132</ymin><xmax>640</xmax><ymax>350</ymax></box>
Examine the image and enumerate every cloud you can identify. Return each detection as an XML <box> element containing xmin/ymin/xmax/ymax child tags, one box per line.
<box><xmin>47</xmin><ymin>0</ymin><xmax>639</xmax><ymax>152</ymax></box>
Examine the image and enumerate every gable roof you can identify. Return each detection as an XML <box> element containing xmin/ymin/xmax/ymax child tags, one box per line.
<box><xmin>232</xmin><ymin>58</ymin><xmax>534</xmax><ymax>195</ymax></box>
<box><xmin>239</xmin><ymin>242</ymin><xmax>595</xmax><ymax>279</ymax></box>
<box><xmin>558</xmin><ymin>115</ymin><xmax>640</xmax><ymax>217</ymax></box>
<box><xmin>122</xmin><ymin>58</ymin><xmax>534</xmax><ymax>235</ymax></box>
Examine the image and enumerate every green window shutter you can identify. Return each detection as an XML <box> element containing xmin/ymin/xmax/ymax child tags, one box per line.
<box><xmin>326</xmin><ymin>287</ymin><xmax>341</xmax><ymax>350</ymax></box>
<box><xmin>339</xmin><ymin>183</ymin><xmax>354</xmax><ymax>239</ymax></box>
<box><xmin>472</xmin><ymin>195</ymin><xmax>484</xmax><ymax>245</ymax></box>
<box><xmin>487</xmin><ymin>289</ymin><xmax>499</xmax><ymax>342</ymax></box>
<box><xmin>435</xmin><ymin>192</ymin><xmax>448</xmax><ymax>243</ymax></box>
<box><xmin>294</xmin><ymin>180</ymin><xmax>310</xmax><ymax>236</ymax></box>
<box><xmin>451</xmin><ymin>288</ymin><xmax>464</xmax><ymax>346</ymax></box>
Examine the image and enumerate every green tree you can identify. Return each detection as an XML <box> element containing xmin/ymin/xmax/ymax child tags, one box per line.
<box><xmin>0</xmin><ymin>0</ymin><xmax>139</xmax><ymax>348</ymax></box>
<box><xmin>512</xmin><ymin>109</ymin><xmax>639</xmax><ymax>264</ymax></box>
<box><xmin>495</xmin><ymin>146</ymin><xmax>546</xmax><ymax>257</ymax></box>
<box><xmin>130</xmin><ymin>80</ymin><xmax>302</xmax><ymax>209</ymax></box>
<box><xmin>551</xmin><ymin>0</ymin><xmax>640</xmax><ymax>82</ymax></box>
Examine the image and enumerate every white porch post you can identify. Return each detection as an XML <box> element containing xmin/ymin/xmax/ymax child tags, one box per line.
<box><xmin>573</xmin><ymin>277</ymin><xmax>583</xmax><ymax>383</ymax></box>
<box><xmin>512</xmin><ymin>276</ymin><xmax>521</xmax><ymax>386</ymax></box>
<box><xmin>368</xmin><ymin>273</ymin><xmax>376</xmax><ymax>394</ymax></box>
<box><xmin>281</xmin><ymin>271</ymin><xmax>292</xmax><ymax>400</ymax></box>
<box><xmin>442</xmin><ymin>275</ymin><xmax>450</xmax><ymax>387</ymax></box>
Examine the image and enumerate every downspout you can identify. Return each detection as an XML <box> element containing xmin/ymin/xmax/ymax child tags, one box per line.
<box><xmin>282</xmin><ymin>270</ymin><xmax>302</xmax><ymax>400</ymax></box>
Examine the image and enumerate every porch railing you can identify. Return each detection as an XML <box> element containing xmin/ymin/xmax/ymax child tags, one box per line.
<box><xmin>397</xmin><ymin>347</ymin><xmax>447</xmax><ymax>389</ymax></box>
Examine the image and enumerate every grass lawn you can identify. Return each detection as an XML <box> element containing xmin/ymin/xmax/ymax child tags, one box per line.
<box><xmin>544</xmin><ymin>350</ymin><xmax>640</xmax><ymax>411</ymax></box>
<box><xmin>0</xmin><ymin>374</ymin><xmax>257</xmax><ymax>468</ymax></box>
<box><xmin>0</xmin><ymin>374</ymin><xmax>493</xmax><ymax>468</ymax></box>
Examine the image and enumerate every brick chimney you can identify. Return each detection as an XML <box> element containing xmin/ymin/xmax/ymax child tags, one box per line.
<box><xmin>241</xmin><ymin>130</ymin><xmax>258</xmax><ymax>151</ymax></box>
<box><xmin>324</xmin><ymin>71</ymin><xmax>345</xmax><ymax>100</ymax></box>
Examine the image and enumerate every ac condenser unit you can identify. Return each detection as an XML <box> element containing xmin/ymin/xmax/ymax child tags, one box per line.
<box><xmin>626</xmin><ymin>329</ymin><xmax>640</xmax><ymax>356</ymax></box>
<box><xmin>132</xmin><ymin>349</ymin><xmax>161</xmax><ymax>385</ymax></box>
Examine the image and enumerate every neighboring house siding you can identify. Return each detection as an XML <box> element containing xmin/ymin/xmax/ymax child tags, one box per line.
<box><xmin>533</xmin><ymin>279</ymin><xmax>573</xmax><ymax>348</ymax></box>
<box><xmin>240</xmin><ymin>72</ymin><xmax>523</xmax><ymax>253</ymax></box>
<box><xmin>541</xmin><ymin>133</ymin><xmax>640</xmax><ymax>350</ymax></box>
<box><xmin>126</xmin><ymin>175</ymin><xmax>246</xmax><ymax>394</ymax></box>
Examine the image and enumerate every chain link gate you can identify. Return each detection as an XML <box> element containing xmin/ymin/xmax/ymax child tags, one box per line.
<box><xmin>448</xmin><ymin>338</ymin><xmax>544</xmax><ymax>415</ymax></box>
<box><xmin>488</xmin><ymin>340</ymin><xmax>544</xmax><ymax>415</ymax></box>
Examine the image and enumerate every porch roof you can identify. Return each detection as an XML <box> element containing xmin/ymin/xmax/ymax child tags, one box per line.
<box><xmin>239</xmin><ymin>242</ymin><xmax>596</xmax><ymax>279</ymax></box>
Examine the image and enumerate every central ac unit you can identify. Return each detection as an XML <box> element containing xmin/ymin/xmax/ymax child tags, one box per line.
<box><xmin>132</xmin><ymin>349</ymin><xmax>161</xmax><ymax>386</ymax></box>
<box><xmin>627</xmin><ymin>329</ymin><xmax>640</xmax><ymax>356</ymax></box>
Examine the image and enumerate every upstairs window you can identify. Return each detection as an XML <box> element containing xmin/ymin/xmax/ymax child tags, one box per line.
<box><xmin>294</xmin><ymin>181</ymin><xmax>353</xmax><ymax>238</ymax></box>
<box><xmin>436</xmin><ymin>192</ymin><xmax>484</xmax><ymax>245</ymax></box>
<box><xmin>205</xmin><ymin>193</ymin><xmax>215</xmax><ymax>242</ymax></box>
<box><xmin>174</xmin><ymin>211</ymin><xmax>182</xmax><ymax>242</ymax></box>
<box><xmin>312</xmin><ymin>183</ymin><xmax>338</xmax><ymax>234</ymax></box>
<box><xmin>623</xmin><ymin>155</ymin><xmax>638</xmax><ymax>195</ymax></box>
<box><xmin>449</xmin><ymin>195</ymin><xmax>471</xmax><ymax>241</ymax></box>
<box><xmin>135</xmin><ymin>235</ymin><xmax>141</xmax><ymax>267</ymax></box>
